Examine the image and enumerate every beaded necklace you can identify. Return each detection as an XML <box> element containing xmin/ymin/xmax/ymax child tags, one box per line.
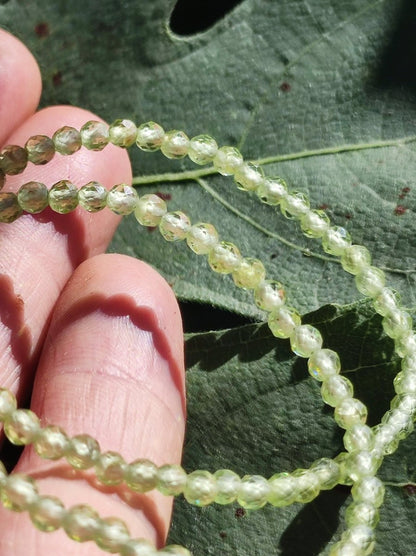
<box><xmin>0</xmin><ymin>118</ymin><xmax>415</xmax><ymax>556</ymax></box>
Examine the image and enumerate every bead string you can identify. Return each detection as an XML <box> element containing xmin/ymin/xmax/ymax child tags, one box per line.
<box><xmin>0</xmin><ymin>119</ymin><xmax>414</xmax><ymax>555</ymax></box>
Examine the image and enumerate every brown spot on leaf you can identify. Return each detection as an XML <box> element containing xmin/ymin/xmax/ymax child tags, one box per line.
<box><xmin>219</xmin><ymin>531</ymin><xmax>227</xmax><ymax>539</ymax></box>
<box><xmin>280</xmin><ymin>82</ymin><xmax>291</xmax><ymax>92</ymax></box>
<box><xmin>235</xmin><ymin>507</ymin><xmax>245</xmax><ymax>518</ymax></box>
<box><xmin>35</xmin><ymin>22</ymin><xmax>49</xmax><ymax>38</ymax></box>
<box><xmin>155</xmin><ymin>192</ymin><xmax>172</xmax><ymax>201</ymax></box>
<box><xmin>404</xmin><ymin>484</ymin><xmax>416</xmax><ymax>496</ymax></box>
<box><xmin>394</xmin><ymin>205</ymin><xmax>407</xmax><ymax>216</ymax></box>
<box><xmin>146</xmin><ymin>226</ymin><xmax>157</xmax><ymax>232</ymax></box>
<box><xmin>52</xmin><ymin>71</ymin><xmax>62</xmax><ymax>87</ymax></box>
<box><xmin>318</xmin><ymin>203</ymin><xmax>329</xmax><ymax>210</ymax></box>
<box><xmin>345</xmin><ymin>213</ymin><xmax>352</xmax><ymax>220</ymax></box>
<box><xmin>399</xmin><ymin>186</ymin><xmax>411</xmax><ymax>199</ymax></box>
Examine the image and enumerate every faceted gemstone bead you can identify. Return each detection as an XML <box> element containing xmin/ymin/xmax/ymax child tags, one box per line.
<box><xmin>65</xmin><ymin>434</ymin><xmax>100</xmax><ymax>470</ymax></box>
<box><xmin>393</xmin><ymin>371</ymin><xmax>416</xmax><ymax>395</ymax></box>
<box><xmin>95</xmin><ymin>451</ymin><xmax>126</xmax><ymax>486</ymax></box>
<box><xmin>160</xmin><ymin>546</ymin><xmax>191</xmax><ymax>555</ymax></box>
<box><xmin>391</xmin><ymin>393</ymin><xmax>416</xmax><ymax>418</ymax></box>
<box><xmin>78</xmin><ymin>181</ymin><xmax>108</xmax><ymax>212</ymax></box>
<box><xmin>0</xmin><ymin>388</ymin><xmax>17</xmax><ymax>420</ymax></box>
<box><xmin>322</xmin><ymin>226</ymin><xmax>352</xmax><ymax>256</ymax></box>
<box><xmin>372</xmin><ymin>422</ymin><xmax>400</xmax><ymax>455</ymax></box>
<box><xmin>25</xmin><ymin>135</ymin><xmax>55</xmax><ymax>165</ymax></box>
<box><xmin>208</xmin><ymin>241</ymin><xmax>242</xmax><ymax>274</ymax></box>
<box><xmin>347</xmin><ymin>450</ymin><xmax>382</xmax><ymax>482</ymax></box>
<box><xmin>267</xmin><ymin>472</ymin><xmax>298</xmax><ymax>506</ymax></box>
<box><xmin>268</xmin><ymin>306</ymin><xmax>301</xmax><ymax>339</ymax></box>
<box><xmin>373</xmin><ymin>287</ymin><xmax>401</xmax><ymax>317</ymax></box>
<box><xmin>188</xmin><ymin>134</ymin><xmax>218</xmax><ymax>165</ymax></box>
<box><xmin>17</xmin><ymin>181</ymin><xmax>49</xmax><ymax>213</ymax></box>
<box><xmin>237</xmin><ymin>475</ymin><xmax>270</xmax><ymax>509</ymax></box>
<box><xmin>329</xmin><ymin>541</ymin><xmax>362</xmax><ymax>556</ymax></box>
<box><xmin>340</xmin><ymin>245</ymin><xmax>371</xmax><ymax>275</ymax></box>
<box><xmin>161</xmin><ymin>130</ymin><xmax>189</xmax><ymax>159</ymax></box>
<box><xmin>34</xmin><ymin>425</ymin><xmax>69</xmax><ymax>460</ymax></box>
<box><xmin>334</xmin><ymin>397</ymin><xmax>368</xmax><ymax>429</ymax></box>
<box><xmin>292</xmin><ymin>469</ymin><xmax>320</xmax><ymax>503</ymax></box>
<box><xmin>280</xmin><ymin>191</ymin><xmax>310</xmax><ymax>219</ymax></box>
<box><xmin>4</xmin><ymin>409</ymin><xmax>40</xmax><ymax>445</ymax></box>
<box><xmin>120</xmin><ymin>538</ymin><xmax>158</xmax><ymax>556</ymax></box>
<box><xmin>106</xmin><ymin>184</ymin><xmax>138</xmax><ymax>215</ymax></box>
<box><xmin>381</xmin><ymin>408</ymin><xmax>413</xmax><ymax>440</ymax></box>
<box><xmin>29</xmin><ymin>495</ymin><xmax>66</xmax><ymax>532</ymax></box>
<box><xmin>300</xmin><ymin>209</ymin><xmax>330</xmax><ymax>238</ymax></box>
<box><xmin>355</xmin><ymin>266</ymin><xmax>386</xmax><ymax>298</ymax></box>
<box><xmin>1</xmin><ymin>474</ymin><xmax>39</xmax><ymax>511</ymax></box>
<box><xmin>213</xmin><ymin>469</ymin><xmax>241</xmax><ymax>505</ymax></box>
<box><xmin>345</xmin><ymin>501</ymin><xmax>380</xmax><ymax>529</ymax></box>
<box><xmin>159</xmin><ymin>211</ymin><xmax>191</xmax><ymax>241</ymax></box>
<box><xmin>351</xmin><ymin>476</ymin><xmax>385</xmax><ymax>507</ymax></box>
<box><xmin>341</xmin><ymin>525</ymin><xmax>375</xmax><ymax>555</ymax></box>
<box><xmin>321</xmin><ymin>375</ymin><xmax>354</xmax><ymax>408</ymax></box>
<box><xmin>0</xmin><ymin>144</ymin><xmax>28</xmax><ymax>174</ymax></box>
<box><xmin>290</xmin><ymin>324</ymin><xmax>323</xmax><ymax>357</ymax></box>
<box><xmin>310</xmin><ymin>457</ymin><xmax>340</xmax><ymax>490</ymax></box>
<box><xmin>183</xmin><ymin>470</ymin><xmax>217</xmax><ymax>506</ymax></box>
<box><xmin>395</xmin><ymin>331</ymin><xmax>416</xmax><ymax>358</ymax></box>
<box><xmin>49</xmin><ymin>180</ymin><xmax>79</xmax><ymax>213</ymax></box>
<box><xmin>256</xmin><ymin>176</ymin><xmax>287</xmax><ymax>205</ymax></box>
<box><xmin>156</xmin><ymin>464</ymin><xmax>187</xmax><ymax>496</ymax></box>
<box><xmin>124</xmin><ymin>458</ymin><xmax>158</xmax><ymax>493</ymax></box>
<box><xmin>382</xmin><ymin>309</ymin><xmax>413</xmax><ymax>340</ymax></box>
<box><xmin>333</xmin><ymin>452</ymin><xmax>353</xmax><ymax>485</ymax></box>
<box><xmin>186</xmin><ymin>222</ymin><xmax>219</xmax><ymax>254</ymax></box>
<box><xmin>213</xmin><ymin>146</ymin><xmax>243</xmax><ymax>175</ymax></box>
<box><xmin>63</xmin><ymin>504</ymin><xmax>100</xmax><ymax>542</ymax></box>
<box><xmin>96</xmin><ymin>516</ymin><xmax>130</xmax><ymax>552</ymax></box>
<box><xmin>232</xmin><ymin>257</ymin><xmax>266</xmax><ymax>289</ymax></box>
<box><xmin>343</xmin><ymin>424</ymin><xmax>374</xmax><ymax>453</ymax></box>
<box><xmin>136</xmin><ymin>121</ymin><xmax>165</xmax><ymax>152</ymax></box>
<box><xmin>80</xmin><ymin>120</ymin><xmax>109</xmax><ymax>151</ymax></box>
<box><xmin>0</xmin><ymin>192</ymin><xmax>23</xmax><ymax>222</ymax></box>
<box><xmin>135</xmin><ymin>194</ymin><xmax>167</xmax><ymax>226</ymax></box>
<box><xmin>234</xmin><ymin>163</ymin><xmax>264</xmax><ymax>192</ymax></box>
<box><xmin>307</xmin><ymin>349</ymin><xmax>341</xmax><ymax>381</ymax></box>
<box><xmin>254</xmin><ymin>280</ymin><xmax>286</xmax><ymax>312</ymax></box>
<box><xmin>53</xmin><ymin>126</ymin><xmax>82</xmax><ymax>155</ymax></box>
<box><xmin>109</xmin><ymin>119</ymin><xmax>137</xmax><ymax>148</ymax></box>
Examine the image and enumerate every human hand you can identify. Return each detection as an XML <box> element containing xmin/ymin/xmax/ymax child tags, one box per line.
<box><xmin>0</xmin><ymin>29</ymin><xmax>185</xmax><ymax>555</ymax></box>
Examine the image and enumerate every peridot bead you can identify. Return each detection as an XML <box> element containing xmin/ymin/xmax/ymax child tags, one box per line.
<box><xmin>124</xmin><ymin>458</ymin><xmax>158</xmax><ymax>493</ymax></box>
<box><xmin>78</xmin><ymin>181</ymin><xmax>108</xmax><ymax>212</ymax></box>
<box><xmin>268</xmin><ymin>306</ymin><xmax>301</xmax><ymax>339</ymax></box>
<box><xmin>391</xmin><ymin>392</ymin><xmax>416</xmax><ymax>416</ymax></box>
<box><xmin>254</xmin><ymin>280</ymin><xmax>286</xmax><ymax>312</ymax></box>
<box><xmin>347</xmin><ymin>450</ymin><xmax>382</xmax><ymax>482</ymax></box>
<box><xmin>292</xmin><ymin>469</ymin><xmax>320</xmax><ymax>503</ymax></box>
<box><xmin>280</xmin><ymin>191</ymin><xmax>310</xmax><ymax>219</ymax></box>
<box><xmin>1</xmin><ymin>474</ymin><xmax>39</xmax><ymax>511</ymax></box>
<box><xmin>343</xmin><ymin>424</ymin><xmax>374</xmax><ymax>453</ymax></box>
<box><xmin>34</xmin><ymin>425</ymin><xmax>69</xmax><ymax>460</ymax></box>
<box><xmin>0</xmin><ymin>144</ymin><xmax>28</xmax><ymax>174</ymax></box>
<box><xmin>373</xmin><ymin>287</ymin><xmax>401</xmax><ymax>317</ymax></box>
<box><xmin>372</xmin><ymin>422</ymin><xmax>399</xmax><ymax>455</ymax></box>
<box><xmin>322</xmin><ymin>226</ymin><xmax>352</xmax><ymax>256</ymax></box>
<box><xmin>256</xmin><ymin>176</ymin><xmax>287</xmax><ymax>205</ymax></box>
<box><xmin>213</xmin><ymin>469</ymin><xmax>241</xmax><ymax>505</ymax></box>
<box><xmin>300</xmin><ymin>209</ymin><xmax>330</xmax><ymax>238</ymax></box>
<box><xmin>395</xmin><ymin>330</ymin><xmax>416</xmax><ymax>358</ymax></box>
<box><xmin>188</xmin><ymin>134</ymin><xmax>218</xmax><ymax>165</ymax></box>
<box><xmin>393</xmin><ymin>371</ymin><xmax>416</xmax><ymax>395</ymax></box>
<box><xmin>232</xmin><ymin>257</ymin><xmax>266</xmax><ymax>289</ymax></box>
<box><xmin>310</xmin><ymin>458</ymin><xmax>340</xmax><ymax>490</ymax></box>
<box><xmin>95</xmin><ymin>451</ymin><xmax>126</xmax><ymax>486</ymax></box>
<box><xmin>333</xmin><ymin>452</ymin><xmax>353</xmax><ymax>485</ymax></box>
<box><xmin>267</xmin><ymin>472</ymin><xmax>298</xmax><ymax>506</ymax></box>
<box><xmin>329</xmin><ymin>540</ymin><xmax>361</xmax><ymax>556</ymax></box>
<box><xmin>355</xmin><ymin>266</ymin><xmax>386</xmax><ymax>298</ymax></box>
<box><xmin>334</xmin><ymin>397</ymin><xmax>368</xmax><ymax>429</ymax></box>
<box><xmin>340</xmin><ymin>245</ymin><xmax>371</xmax><ymax>275</ymax></box>
<box><xmin>25</xmin><ymin>135</ymin><xmax>55</xmax><ymax>165</ymax></box>
<box><xmin>17</xmin><ymin>181</ymin><xmax>49</xmax><ymax>213</ymax></box>
<box><xmin>234</xmin><ymin>162</ymin><xmax>264</xmax><ymax>192</ymax></box>
<box><xmin>96</xmin><ymin>516</ymin><xmax>130</xmax><ymax>552</ymax></box>
<box><xmin>381</xmin><ymin>408</ymin><xmax>413</xmax><ymax>440</ymax></box>
<box><xmin>157</xmin><ymin>464</ymin><xmax>187</xmax><ymax>496</ymax></box>
<box><xmin>351</xmin><ymin>476</ymin><xmax>385</xmax><ymax>507</ymax></box>
<box><xmin>341</xmin><ymin>525</ymin><xmax>375</xmax><ymax>556</ymax></box>
<box><xmin>109</xmin><ymin>119</ymin><xmax>137</xmax><ymax>148</ymax></box>
<box><xmin>0</xmin><ymin>192</ymin><xmax>23</xmax><ymax>222</ymax></box>
<box><xmin>307</xmin><ymin>349</ymin><xmax>341</xmax><ymax>381</ymax></box>
<box><xmin>321</xmin><ymin>375</ymin><xmax>354</xmax><ymax>408</ymax></box>
<box><xmin>160</xmin><ymin>546</ymin><xmax>191</xmax><ymax>556</ymax></box>
<box><xmin>134</xmin><ymin>193</ymin><xmax>167</xmax><ymax>226</ymax></box>
<box><xmin>0</xmin><ymin>387</ymin><xmax>17</xmax><ymax>420</ymax></box>
<box><xmin>382</xmin><ymin>309</ymin><xmax>413</xmax><ymax>340</ymax></box>
<box><xmin>186</xmin><ymin>222</ymin><xmax>219</xmax><ymax>254</ymax></box>
<box><xmin>80</xmin><ymin>120</ymin><xmax>109</xmax><ymax>151</ymax></box>
<box><xmin>65</xmin><ymin>434</ymin><xmax>100</xmax><ymax>470</ymax></box>
<box><xmin>345</xmin><ymin>501</ymin><xmax>380</xmax><ymax>529</ymax></box>
<box><xmin>213</xmin><ymin>146</ymin><xmax>243</xmax><ymax>176</ymax></box>
<box><xmin>161</xmin><ymin>130</ymin><xmax>189</xmax><ymax>159</ymax></box>
<box><xmin>237</xmin><ymin>475</ymin><xmax>270</xmax><ymax>509</ymax></box>
<box><xmin>159</xmin><ymin>211</ymin><xmax>191</xmax><ymax>241</ymax></box>
<box><xmin>29</xmin><ymin>495</ymin><xmax>66</xmax><ymax>532</ymax></box>
<box><xmin>4</xmin><ymin>408</ymin><xmax>40</xmax><ymax>445</ymax></box>
<box><xmin>106</xmin><ymin>183</ymin><xmax>138</xmax><ymax>215</ymax></box>
<box><xmin>53</xmin><ymin>126</ymin><xmax>82</xmax><ymax>155</ymax></box>
<box><xmin>184</xmin><ymin>470</ymin><xmax>217</xmax><ymax>506</ymax></box>
<box><xmin>290</xmin><ymin>324</ymin><xmax>323</xmax><ymax>358</ymax></box>
<box><xmin>208</xmin><ymin>241</ymin><xmax>242</xmax><ymax>274</ymax></box>
<box><xmin>49</xmin><ymin>180</ymin><xmax>79</xmax><ymax>213</ymax></box>
<box><xmin>63</xmin><ymin>504</ymin><xmax>100</xmax><ymax>542</ymax></box>
<box><xmin>136</xmin><ymin>121</ymin><xmax>165</xmax><ymax>152</ymax></box>
<box><xmin>121</xmin><ymin>538</ymin><xmax>157</xmax><ymax>556</ymax></box>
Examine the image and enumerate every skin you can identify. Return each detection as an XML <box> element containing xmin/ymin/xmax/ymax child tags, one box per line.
<box><xmin>0</xmin><ymin>29</ymin><xmax>185</xmax><ymax>555</ymax></box>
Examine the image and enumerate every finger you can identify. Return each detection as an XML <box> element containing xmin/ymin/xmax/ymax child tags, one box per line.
<box><xmin>0</xmin><ymin>254</ymin><xmax>185</xmax><ymax>555</ymax></box>
<box><xmin>0</xmin><ymin>106</ymin><xmax>132</xmax><ymax>399</ymax></box>
<box><xmin>0</xmin><ymin>29</ymin><xmax>42</xmax><ymax>144</ymax></box>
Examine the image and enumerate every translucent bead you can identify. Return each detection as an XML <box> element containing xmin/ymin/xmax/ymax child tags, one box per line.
<box><xmin>373</xmin><ymin>287</ymin><xmax>401</xmax><ymax>317</ymax></box>
<box><xmin>290</xmin><ymin>324</ymin><xmax>323</xmax><ymax>357</ymax></box>
<box><xmin>49</xmin><ymin>180</ymin><xmax>79</xmax><ymax>213</ymax></box>
<box><xmin>183</xmin><ymin>470</ymin><xmax>217</xmax><ymax>506</ymax></box>
<box><xmin>134</xmin><ymin>194</ymin><xmax>167</xmax><ymax>226</ymax></box>
<box><xmin>334</xmin><ymin>397</ymin><xmax>368</xmax><ymax>429</ymax></box>
<box><xmin>280</xmin><ymin>191</ymin><xmax>310</xmax><ymax>219</ymax></box>
<box><xmin>1</xmin><ymin>474</ymin><xmax>39</xmax><ymax>511</ymax></box>
<box><xmin>355</xmin><ymin>266</ymin><xmax>386</xmax><ymax>298</ymax></box>
<box><xmin>78</xmin><ymin>181</ymin><xmax>108</xmax><ymax>212</ymax></box>
<box><xmin>4</xmin><ymin>409</ymin><xmax>40</xmax><ymax>445</ymax></box>
<box><xmin>254</xmin><ymin>280</ymin><xmax>286</xmax><ymax>312</ymax></box>
<box><xmin>402</xmin><ymin>353</ymin><xmax>416</xmax><ymax>373</ymax></box>
<box><xmin>156</xmin><ymin>464</ymin><xmax>187</xmax><ymax>496</ymax></box>
<box><xmin>310</xmin><ymin>458</ymin><xmax>340</xmax><ymax>490</ymax></box>
<box><xmin>345</xmin><ymin>501</ymin><xmax>379</xmax><ymax>529</ymax></box>
<box><xmin>0</xmin><ymin>388</ymin><xmax>17</xmax><ymax>420</ymax></box>
<box><xmin>321</xmin><ymin>375</ymin><xmax>354</xmax><ymax>408</ymax></box>
<box><xmin>188</xmin><ymin>134</ymin><xmax>218</xmax><ymax>165</ymax></box>
<box><xmin>267</xmin><ymin>472</ymin><xmax>298</xmax><ymax>506</ymax></box>
<box><xmin>234</xmin><ymin>163</ymin><xmax>264</xmax><ymax>192</ymax></box>
<box><xmin>159</xmin><ymin>211</ymin><xmax>191</xmax><ymax>241</ymax></box>
<box><xmin>300</xmin><ymin>209</ymin><xmax>330</xmax><ymax>238</ymax></box>
<box><xmin>65</xmin><ymin>434</ymin><xmax>100</xmax><ymax>470</ymax></box>
<box><xmin>333</xmin><ymin>452</ymin><xmax>353</xmax><ymax>485</ymax></box>
<box><xmin>53</xmin><ymin>126</ymin><xmax>82</xmax><ymax>155</ymax></box>
<box><xmin>208</xmin><ymin>241</ymin><xmax>242</xmax><ymax>274</ymax></box>
<box><xmin>186</xmin><ymin>222</ymin><xmax>219</xmax><ymax>254</ymax></box>
<box><xmin>121</xmin><ymin>538</ymin><xmax>158</xmax><ymax>556</ymax></box>
<box><xmin>0</xmin><ymin>460</ymin><xmax>7</xmax><ymax>487</ymax></box>
<box><xmin>63</xmin><ymin>504</ymin><xmax>100</xmax><ymax>542</ymax></box>
<box><xmin>0</xmin><ymin>192</ymin><xmax>23</xmax><ymax>222</ymax></box>
<box><xmin>17</xmin><ymin>181</ymin><xmax>49</xmax><ymax>213</ymax></box>
<box><xmin>29</xmin><ymin>495</ymin><xmax>66</xmax><ymax>532</ymax></box>
<box><xmin>292</xmin><ymin>469</ymin><xmax>320</xmax><ymax>503</ymax></box>
<box><xmin>136</xmin><ymin>121</ymin><xmax>165</xmax><ymax>152</ymax></box>
<box><xmin>390</xmin><ymin>392</ymin><xmax>416</xmax><ymax>417</ymax></box>
<box><xmin>124</xmin><ymin>459</ymin><xmax>158</xmax><ymax>493</ymax></box>
<box><xmin>256</xmin><ymin>176</ymin><xmax>288</xmax><ymax>205</ymax></box>
<box><xmin>161</xmin><ymin>130</ymin><xmax>189</xmax><ymax>159</ymax></box>
<box><xmin>232</xmin><ymin>258</ymin><xmax>266</xmax><ymax>289</ymax></box>
<box><xmin>372</xmin><ymin>423</ymin><xmax>400</xmax><ymax>455</ymax></box>
<box><xmin>340</xmin><ymin>245</ymin><xmax>372</xmax><ymax>275</ymax></box>
<box><xmin>308</xmin><ymin>349</ymin><xmax>341</xmax><ymax>381</ymax></box>
<box><xmin>341</xmin><ymin>525</ymin><xmax>375</xmax><ymax>555</ymax></box>
<box><xmin>213</xmin><ymin>146</ymin><xmax>243</xmax><ymax>176</ymax></box>
<box><xmin>347</xmin><ymin>450</ymin><xmax>382</xmax><ymax>482</ymax></box>
<box><xmin>322</xmin><ymin>226</ymin><xmax>352</xmax><ymax>256</ymax></box>
<box><xmin>268</xmin><ymin>306</ymin><xmax>301</xmax><ymax>339</ymax></box>
<box><xmin>213</xmin><ymin>469</ymin><xmax>241</xmax><ymax>505</ymax></box>
<box><xmin>329</xmin><ymin>541</ymin><xmax>362</xmax><ymax>556</ymax></box>
<box><xmin>0</xmin><ymin>144</ymin><xmax>28</xmax><ymax>174</ymax></box>
<box><xmin>160</xmin><ymin>546</ymin><xmax>191</xmax><ymax>556</ymax></box>
<box><xmin>394</xmin><ymin>371</ymin><xmax>416</xmax><ymax>395</ymax></box>
<box><xmin>95</xmin><ymin>451</ymin><xmax>126</xmax><ymax>486</ymax></box>
<box><xmin>96</xmin><ymin>516</ymin><xmax>130</xmax><ymax>553</ymax></box>
<box><xmin>34</xmin><ymin>425</ymin><xmax>69</xmax><ymax>460</ymax></box>
<box><xmin>351</xmin><ymin>476</ymin><xmax>385</xmax><ymax>507</ymax></box>
<box><xmin>382</xmin><ymin>408</ymin><xmax>413</xmax><ymax>439</ymax></box>
<box><xmin>25</xmin><ymin>135</ymin><xmax>55</xmax><ymax>165</ymax></box>
<box><xmin>106</xmin><ymin>184</ymin><xmax>138</xmax><ymax>215</ymax></box>
<box><xmin>80</xmin><ymin>120</ymin><xmax>109</xmax><ymax>151</ymax></box>
<box><xmin>109</xmin><ymin>119</ymin><xmax>137</xmax><ymax>148</ymax></box>
<box><xmin>237</xmin><ymin>475</ymin><xmax>270</xmax><ymax>509</ymax></box>
<box><xmin>382</xmin><ymin>309</ymin><xmax>413</xmax><ymax>340</ymax></box>
<box><xmin>395</xmin><ymin>331</ymin><xmax>416</xmax><ymax>358</ymax></box>
<box><xmin>343</xmin><ymin>424</ymin><xmax>374</xmax><ymax>453</ymax></box>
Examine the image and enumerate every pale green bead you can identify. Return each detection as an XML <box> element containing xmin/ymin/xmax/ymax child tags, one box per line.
<box><xmin>340</xmin><ymin>245</ymin><xmax>372</xmax><ymax>275</ymax></box>
<box><xmin>208</xmin><ymin>241</ymin><xmax>242</xmax><ymax>274</ymax></box>
<box><xmin>160</xmin><ymin>546</ymin><xmax>191</xmax><ymax>556</ymax></box>
<box><xmin>383</xmin><ymin>408</ymin><xmax>413</xmax><ymax>440</ymax></box>
<box><xmin>351</xmin><ymin>476</ymin><xmax>385</xmax><ymax>507</ymax></box>
<box><xmin>300</xmin><ymin>209</ymin><xmax>330</xmax><ymax>238</ymax></box>
<box><xmin>4</xmin><ymin>409</ymin><xmax>40</xmax><ymax>445</ymax></box>
<box><xmin>80</xmin><ymin>120</ymin><xmax>109</xmax><ymax>151</ymax></box>
<box><xmin>157</xmin><ymin>464</ymin><xmax>187</xmax><ymax>496</ymax></box>
<box><xmin>161</xmin><ymin>130</ymin><xmax>189</xmax><ymax>159</ymax></box>
<box><xmin>329</xmin><ymin>541</ymin><xmax>362</xmax><ymax>556</ymax></box>
<box><xmin>29</xmin><ymin>495</ymin><xmax>66</xmax><ymax>532</ymax></box>
<box><xmin>63</xmin><ymin>504</ymin><xmax>100</xmax><ymax>542</ymax></box>
<box><xmin>268</xmin><ymin>306</ymin><xmax>301</xmax><ymax>339</ymax></box>
<box><xmin>333</xmin><ymin>452</ymin><xmax>353</xmax><ymax>485</ymax></box>
<box><xmin>355</xmin><ymin>266</ymin><xmax>386</xmax><ymax>298</ymax></box>
<box><xmin>0</xmin><ymin>460</ymin><xmax>7</xmax><ymax>487</ymax></box>
<box><xmin>395</xmin><ymin>331</ymin><xmax>416</xmax><ymax>358</ymax></box>
<box><xmin>254</xmin><ymin>280</ymin><xmax>286</xmax><ymax>312</ymax></box>
<box><xmin>372</xmin><ymin>423</ymin><xmax>400</xmax><ymax>455</ymax></box>
<box><xmin>188</xmin><ymin>134</ymin><xmax>218</xmax><ymax>165</ymax></box>
<box><xmin>17</xmin><ymin>181</ymin><xmax>49</xmax><ymax>213</ymax></box>
<box><xmin>382</xmin><ymin>309</ymin><xmax>413</xmax><ymax>339</ymax></box>
<box><xmin>95</xmin><ymin>451</ymin><xmax>126</xmax><ymax>486</ymax></box>
<box><xmin>334</xmin><ymin>397</ymin><xmax>368</xmax><ymax>429</ymax></box>
<box><xmin>237</xmin><ymin>475</ymin><xmax>270</xmax><ymax>509</ymax></box>
<box><xmin>347</xmin><ymin>450</ymin><xmax>382</xmax><ymax>482</ymax></box>
<box><xmin>234</xmin><ymin>162</ymin><xmax>264</xmax><ymax>192</ymax></box>
<box><xmin>49</xmin><ymin>180</ymin><xmax>79</xmax><ymax>213</ymax></box>
<box><xmin>1</xmin><ymin>474</ymin><xmax>39</xmax><ymax>511</ymax></box>
<box><xmin>120</xmin><ymin>538</ymin><xmax>157</xmax><ymax>556</ymax></box>
<box><xmin>307</xmin><ymin>349</ymin><xmax>341</xmax><ymax>381</ymax></box>
<box><xmin>0</xmin><ymin>388</ymin><xmax>17</xmax><ymax>420</ymax></box>
<box><xmin>66</xmin><ymin>434</ymin><xmax>100</xmax><ymax>470</ymax></box>
<box><xmin>290</xmin><ymin>324</ymin><xmax>323</xmax><ymax>358</ymax></box>
<box><xmin>213</xmin><ymin>146</ymin><xmax>243</xmax><ymax>175</ymax></box>
<box><xmin>96</xmin><ymin>516</ymin><xmax>130</xmax><ymax>552</ymax></box>
<box><xmin>321</xmin><ymin>375</ymin><xmax>354</xmax><ymax>408</ymax></box>
<box><xmin>345</xmin><ymin>502</ymin><xmax>380</xmax><ymax>529</ymax></box>
<box><xmin>0</xmin><ymin>192</ymin><xmax>23</xmax><ymax>222</ymax></box>
<box><xmin>109</xmin><ymin>119</ymin><xmax>137</xmax><ymax>148</ymax></box>
<box><xmin>267</xmin><ymin>472</ymin><xmax>298</xmax><ymax>506</ymax></box>
<box><xmin>280</xmin><ymin>191</ymin><xmax>310</xmax><ymax>219</ymax></box>
<box><xmin>292</xmin><ymin>469</ymin><xmax>320</xmax><ymax>503</ymax></box>
<box><xmin>184</xmin><ymin>470</ymin><xmax>217</xmax><ymax>506</ymax></box>
<box><xmin>159</xmin><ymin>211</ymin><xmax>191</xmax><ymax>241</ymax></box>
<box><xmin>391</xmin><ymin>392</ymin><xmax>416</xmax><ymax>417</ymax></box>
<box><xmin>341</xmin><ymin>525</ymin><xmax>375</xmax><ymax>555</ymax></box>
<box><xmin>25</xmin><ymin>135</ymin><xmax>55</xmax><ymax>165</ymax></box>
<box><xmin>213</xmin><ymin>469</ymin><xmax>241</xmax><ymax>505</ymax></box>
<box><xmin>373</xmin><ymin>287</ymin><xmax>401</xmax><ymax>317</ymax></box>
<box><xmin>256</xmin><ymin>176</ymin><xmax>288</xmax><ymax>205</ymax></box>
<box><xmin>34</xmin><ymin>425</ymin><xmax>69</xmax><ymax>460</ymax></box>
<box><xmin>78</xmin><ymin>181</ymin><xmax>108</xmax><ymax>212</ymax></box>
<box><xmin>322</xmin><ymin>226</ymin><xmax>352</xmax><ymax>256</ymax></box>
<box><xmin>186</xmin><ymin>222</ymin><xmax>219</xmax><ymax>254</ymax></box>
<box><xmin>0</xmin><ymin>144</ymin><xmax>28</xmax><ymax>175</ymax></box>
<box><xmin>343</xmin><ymin>424</ymin><xmax>374</xmax><ymax>453</ymax></box>
<box><xmin>394</xmin><ymin>371</ymin><xmax>416</xmax><ymax>395</ymax></box>
<box><xmin>402</xmin><ymin>353</ymin><xmax>416</xmax><ymax>373</ymax></box>
<box><xmin>53</xmin><ymin>126</ymin><xmax>82</xmax><ymax>155</ymax></box>
<box><xmin>310</xmin><ymin>458</ymin><xmax>340</xmax><ymax>490</ymax></box>
<box><xmin>106</xmin><ymin>184</ymin><xmax>138</xmax><ymax>215</ymax></box>
<box><xmin>134</xmin><ymin>194</ymin><xmax>167</xmax><ymax>226</ymax></box>
<box><xmin>124</xmin><ymin>459</ymin><xmax>158</xmax><ymax>493</ymax></box>
<box><xmin>136</xmin><ymin>121</ymin><xmax>165</xmax><ymax>152</ymax></box>
<box><xmin>232</xmin><ymin>258</ymin><xmax>266</xmax><ymax>289</ymax></box>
